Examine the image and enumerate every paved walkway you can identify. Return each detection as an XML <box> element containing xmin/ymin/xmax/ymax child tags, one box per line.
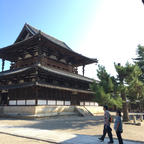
<box><xmin>0</xmin><ymin>125</ymin><xmax>143</xmax><ymax>144</ymax></box>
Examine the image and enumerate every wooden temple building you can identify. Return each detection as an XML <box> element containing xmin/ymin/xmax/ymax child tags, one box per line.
<box><xmin>0</xmin><ymin>23</ymin><xmax>98</xmax><ymax>109</ymax></box>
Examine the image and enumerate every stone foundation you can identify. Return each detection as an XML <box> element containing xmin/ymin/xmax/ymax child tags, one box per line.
<box><xmin>0</xmin><ymin>105</ymin><xmax>103</xmax><ymax>118</ymax></box>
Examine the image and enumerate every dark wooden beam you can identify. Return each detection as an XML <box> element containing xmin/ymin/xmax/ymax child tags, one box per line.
<box><xmin>2</xmin><ymin>59</ymin><xmax>5</xmax><ymax>72</ymax></box>
<box><xmin>82</xmin><ymin>65</ymin><xmax>85</xmax><ymax>76</ymax></box>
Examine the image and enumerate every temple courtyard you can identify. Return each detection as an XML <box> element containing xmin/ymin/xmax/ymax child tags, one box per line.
<box><xmin>0</xmin><ymin>114</ymin><xmax>144</xmax><ymax>144</ymax></box>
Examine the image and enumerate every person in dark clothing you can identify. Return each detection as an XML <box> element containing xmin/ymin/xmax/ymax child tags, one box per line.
<box><xmin>98</xmin><ymin>106</ymin><xmax>113</xmax><ymax>144</ymax></box>
<box><xmin>114</xmin><ymin>110</ymin><xmax>123</xmax><ymax>144</ymax></box>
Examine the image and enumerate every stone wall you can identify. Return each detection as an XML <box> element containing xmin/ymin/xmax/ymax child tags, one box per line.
<box><xmin>0</xmin><ymin>106</ymin><xmax>76</xmax><ymax>118</ymax></box>
<box><xmin>0</xmin><ymin>105</ymin><xmax>103</xmax><ymax>118</ymax></box>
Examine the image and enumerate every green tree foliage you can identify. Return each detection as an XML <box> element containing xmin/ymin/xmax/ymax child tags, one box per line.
<box><xmin>115</xmin><ymin>63</ymin><xmax>132</xmax><ymax>121</ymax></box>
<box><xmin>133</xmin><ymin>45</ymin><xmax>144</xmax><ymax>111</ymax></box>
<box><xmin>91</xmin><ymin>61</ymin><xmax>144</xmax><ymax>121</ymax></box>
<box><xmin>115</xmin><ymin>62</ymin><xmax>144</xmax><ymax>121</ymax></box>
<box><xmin>126</xmin><ymin>64</ymin><xmax>144</xmax><ymax>111</ymax></box>
<box><xmin>90</xmin><ymin>65</ymin><xmax>122</xmax><ymax>109</ymax></box>
<box><xmin>134</xmin><ymin>45</ymin><xmax>144</xmax><ymax>82</ymax></box>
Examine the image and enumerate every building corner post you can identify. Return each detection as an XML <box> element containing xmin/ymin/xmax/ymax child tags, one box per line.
<box><xmin>2</xmin><ymin>59</ymin><xmax>5</xmax><ymax>72</ymax></box>
<box><xmin>82</xmin><ymin>65</ymin><xmax>85</xmax><ymax>76</ymax></box>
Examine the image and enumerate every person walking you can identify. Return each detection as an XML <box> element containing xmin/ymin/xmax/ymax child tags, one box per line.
<box><xmin>98</xmin><ymin>105</ymin><xmax>114</xmax><ymax>144</ymax></box>
<box><xmin>114</xmin><ymin>110</ymin><xmax>123</xmax><ymax>144</ymax></box>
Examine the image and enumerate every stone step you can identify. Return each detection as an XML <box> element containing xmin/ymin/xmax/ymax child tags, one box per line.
<box><xmin>75</xmin><ymin>106</ymin><xmax>94</xmax><ymax>116</ymax></box>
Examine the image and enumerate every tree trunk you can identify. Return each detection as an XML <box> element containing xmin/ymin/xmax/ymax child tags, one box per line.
<box><xmin>121</xmin><ymin>90</ymin><xmax>129</xmax><ymax>122</ymax></box>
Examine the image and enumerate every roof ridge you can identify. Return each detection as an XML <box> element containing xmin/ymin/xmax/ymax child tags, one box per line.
<box><xmin>25</xmin><ymin>24</ymin><xmax>63</xmax><ymax>43</ymax></box>
<box><xmin>23</xmin><ymin>23</ymin><xmax>72</xmax><ymax>50</ymax></box>
<box><xmin>40</xmin><ymin>31</ymin><xmax>72</xmax><ymax>50</ymax></box>
<box><xmin>25</xmin><ymin>23</ymin><xmax>39</xmax><ymax>35</ymax></box>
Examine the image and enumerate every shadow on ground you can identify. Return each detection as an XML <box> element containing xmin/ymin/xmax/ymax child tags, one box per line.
<box><xmin>61</xmin><ymin>134</ymin><xmax>144</xmax><ymax>144</ymax></box>
<box><xmin>0</xmin><ymin>115</ymin><xmax>104</xmax><ymax>131</ymax></box>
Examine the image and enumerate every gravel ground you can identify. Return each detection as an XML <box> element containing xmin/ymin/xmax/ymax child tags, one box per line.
<box><xmin>0</xmin><ymin>115</ymin><xmax>144</xmax><ymax>144</ymax></box>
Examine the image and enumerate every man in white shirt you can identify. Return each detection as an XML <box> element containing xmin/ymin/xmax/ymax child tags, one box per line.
<box><xmin>98</xmin><ymin>105</ymin><xmax>113</xmax><ymax>144</ymax></box>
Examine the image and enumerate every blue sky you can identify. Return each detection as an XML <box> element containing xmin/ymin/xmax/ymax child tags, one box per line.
<box><xmin>0</xmin><ymin>0</ymin><xmax>144</xmax><ymax>79</ymax></box>
<box><xmin>0</xmin><ymin>0</ymin><xmax>101</xmax><ymax>47</ymax></box>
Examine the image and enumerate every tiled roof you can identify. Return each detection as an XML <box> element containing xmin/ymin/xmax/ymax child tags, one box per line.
<box><xmin>0</xmin><ymin>67</ymin><xmax>30</xmax><ymax>77</ymax></box>
<box><xmin>0</xmin><ymin>81</ymin><xmax>93</xmax><ymax>94</ymax></box>
<box><xmin>0</xmin><ymin>23</ymin><xmax>97</xmax><ymax>65</ymax></box>
<box><xmin>0</xmin><ymin>64</ymin><xmax>94</xmax><ymax>83</ymax></box>
<box><xmin>15</xmin><ymin>23</ymin><xmax>72</xmax><ymax>51</ymax></box>
<box><xmin>37</xmin><ymin>64</ymin><xmax>94</xmax><ymax>82</ymax></box>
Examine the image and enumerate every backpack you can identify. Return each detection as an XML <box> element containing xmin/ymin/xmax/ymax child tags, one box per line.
<box><xmin>109</xmin><ymin>114</ymin><xmax>113</xmax><ymax>122</ymax></box>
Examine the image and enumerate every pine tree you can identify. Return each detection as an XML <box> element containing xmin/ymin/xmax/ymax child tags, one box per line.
<box><xmin>91</xmin><ymin>65</ymin><xmax>122</xmax><ymax>109</ymax></box>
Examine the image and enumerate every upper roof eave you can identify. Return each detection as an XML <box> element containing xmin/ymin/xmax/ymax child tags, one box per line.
<box><xmin>0</xmin><ymin>23</ymin><xmax>98</xmax><ymax>65</ymax></box>
<box><xmin>23</xmin><ymin>24</ymin><xmax>98</xmax><ymax>64</ymax></box>
<box><xmin>0</xmin><ymin>34</ymin><xmax>38</xmax><ymax>52</ymax></box>
<box><xmin>39</xmin><ymin>34</ymin><xmax>98</xmax><ymax>64</ymax></box>
<box><xmin>0</xmin><ymin>64</ymin><xmax>94</xmax><ymax>83</ymax></box>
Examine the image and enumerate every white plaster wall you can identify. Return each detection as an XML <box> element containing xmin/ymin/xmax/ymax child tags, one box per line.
<box><xmin>17</xmin><ymin>100</ymin><xmax>25</xmax><ymax>105</ymax></box>
<box><xmin>57</xmin><ymin>101</ymin><xmax>64</xmax><ymax>105</ymax></box>
<box><xmin>85</xmin><ymin>102</ymin><xmax>90</xmax><ymax>106</ymax></box>
<box><xmin>9</xmin><ymin>100</ymin><xmax>16</xmax><ymax>105</ymax></box>
<box><xmin>48</xmin><ymin>100</ymin><xmax>56</xmax><ymax>105</ymax></box>
<box><xmin>90</xmin><ymin>102</ymin><xmax>95</xmax><ymax>106</ymax></box>
<box><xmin>80</xmin><ymin>102</ymin><xmax>84</xmax><ymax>106</ymax></box>
<box><xmin>38</xmin><ymin>100</ymin><xmax>47</xmax><ymax>105</ymax></box>
<box><xmin>26</xmin><ymin>100</ymin><xmax>35</xmax><ymax>105</ymax></box>
<box><xmin>65</xmin><ymin>101</ymin><xmax>70</xmax><ymax>105</ymax></box>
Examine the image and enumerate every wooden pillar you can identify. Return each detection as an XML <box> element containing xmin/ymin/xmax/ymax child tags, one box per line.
<box><xmin>2</xmin><ymin>59</ymin><xmax>5</xmax><ymax>72</ymax></box>
<box><xmin>82</xmin><ymin>65</ymin><xmax>85</xmax><ymax>76</ymax></box>
<box><xmin>35</xmin><ymin>86</ymin><xmax>38</xmax><ymax>105</ymax></box>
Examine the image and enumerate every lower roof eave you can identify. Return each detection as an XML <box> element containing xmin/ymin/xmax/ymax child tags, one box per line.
<box><xmin>0</xmin><ymin>64</ymin><xmax>94</xmax><ymax>83</ymax></box>
<box><xmin>36</xmin><ymin>82</ymin><xmax>94</xmax><ymax>94</ymax></box>
<box><xmin>0</xmin><ymin>82</ymin><xmax>35</xmax><ymax>90</ymax></box>
<box><xmin>0</xmin><ymin>82</ymin><xmax>94</xmax><ymax>94</ymax></box>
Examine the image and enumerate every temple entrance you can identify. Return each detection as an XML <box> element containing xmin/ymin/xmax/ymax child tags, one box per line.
<box><xmin>0</xmin><ymin>92</ymin><xmax>8</xmax><ymax>106</ymax></box>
